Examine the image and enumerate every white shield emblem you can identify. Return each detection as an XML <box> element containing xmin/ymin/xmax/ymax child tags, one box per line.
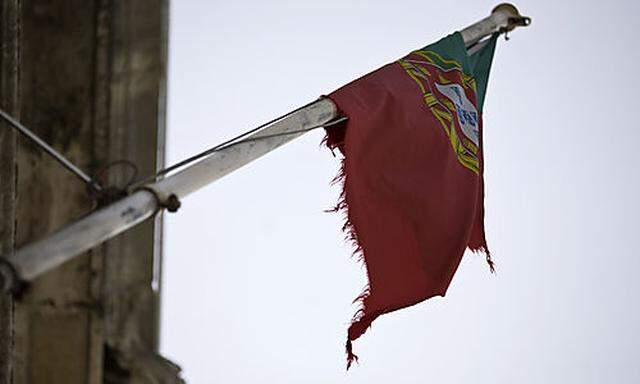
<box><xmin>434</xmin><ymin>82</ymin><xmax>479</xmax><ymax>147</ymax></box>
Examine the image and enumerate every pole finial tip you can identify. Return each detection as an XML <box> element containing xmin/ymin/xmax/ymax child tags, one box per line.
<box><xmin>492</xmin><ymin>3</ymin><xmax>531</xmax><ymax>32</ymax></box>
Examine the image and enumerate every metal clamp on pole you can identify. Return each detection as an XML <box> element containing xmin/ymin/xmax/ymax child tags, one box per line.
<box><xmin>138</xmin><ymin>187</ymin><xmax>182</xmax><ymax>213</ymax></box>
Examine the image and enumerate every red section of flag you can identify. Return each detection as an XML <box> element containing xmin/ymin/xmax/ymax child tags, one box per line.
<box><xmin>325</xmin><ymin>56</ymin><xmax>493</xmax><ymax>368</ymax></box>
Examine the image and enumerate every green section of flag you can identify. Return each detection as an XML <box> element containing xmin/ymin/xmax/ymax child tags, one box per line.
<box><xmin>421</xmin><ymin>32</ymin><xmax>498</xmax><ymax>112</ymax></box>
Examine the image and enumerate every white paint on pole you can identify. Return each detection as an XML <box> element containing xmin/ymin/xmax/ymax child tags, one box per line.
<box><xmin>6</xmin><ymin>191</ymin><xmax>158</xmax><ymax>283</ymax></box>
<box><xmin>0</xmin><ymin>4</ymin><xmax>529</xmax><ymax>291</ymax></box>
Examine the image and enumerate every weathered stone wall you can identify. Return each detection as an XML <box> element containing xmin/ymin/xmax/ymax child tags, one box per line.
<box><xmin>0</xmin><ymin>1</ymin><xmax>180</xmax><ymax>383</ymax></box>
<box><xmin>0</xmin><ymin>1</ymin><xmax>20</xmax><ymax>382</ymax></box>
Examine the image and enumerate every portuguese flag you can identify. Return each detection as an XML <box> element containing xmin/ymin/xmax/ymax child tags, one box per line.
<box><xmin>325</xmin><ymin>32</ymin><xmax>499</xmax><ymax>367</ymax></box>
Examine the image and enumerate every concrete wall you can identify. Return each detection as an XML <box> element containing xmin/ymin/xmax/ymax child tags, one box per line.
<box><xmin>0</xmin><ymin>1</ymin><xmax>181</xmax><ymax>383</ymax></box>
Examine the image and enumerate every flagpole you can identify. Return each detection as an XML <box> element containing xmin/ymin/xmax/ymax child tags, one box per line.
<box><xmin>0</xmin><ymin>4</ymin><xmax>530</xmax><ymax>293</ymax></box>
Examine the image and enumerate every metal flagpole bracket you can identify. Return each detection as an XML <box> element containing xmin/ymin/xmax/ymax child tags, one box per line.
<box><xmin>138</xmin><ymin>186</ymin><xmax>182</xmax><ymax>213</ymax></box>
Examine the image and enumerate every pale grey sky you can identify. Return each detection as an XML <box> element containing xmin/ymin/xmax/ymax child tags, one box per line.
<box><xmin>161</xmin><ymin>1</ymin><xmax>640</xmax><ymax>382</ymax></box>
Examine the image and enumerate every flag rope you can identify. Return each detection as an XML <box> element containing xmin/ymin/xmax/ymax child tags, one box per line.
<box><xmin>0</xmin><ymin>99</ymin><xmax>346</xmax><ymax>203</ymax></box>
<box><xmin>129</xmin><ymin>99</ymin><xmax>346</xmax><ymax>190</ymax></box>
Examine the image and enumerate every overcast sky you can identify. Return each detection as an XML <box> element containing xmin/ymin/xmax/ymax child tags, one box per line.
<box><xmin>160</xmin><ymin>1</ymin><xmax>640</xmax><ymax>382</ymax></box>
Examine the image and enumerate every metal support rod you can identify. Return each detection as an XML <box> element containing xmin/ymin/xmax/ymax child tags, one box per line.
<box><xmin>0</xmin><ymin>4</ymin><xmax>530</xmax><ymax>293</ymax></box>
<box><xmin>0</xmin><ymin>108</ymin><xmax>102</xmax><ymax>193</ymax></box>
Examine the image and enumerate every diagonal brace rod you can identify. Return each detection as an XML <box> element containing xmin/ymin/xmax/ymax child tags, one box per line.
<box><xmin>0</xmin><ymin>109</ymin><xmax>102</xmax><ymax>193</ymax></box>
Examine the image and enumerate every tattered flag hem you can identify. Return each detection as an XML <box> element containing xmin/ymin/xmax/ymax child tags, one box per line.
<box><xmin>323</xmin><ymin>32</ymin><xmax>499</xmax><ymax>369</ymax></box>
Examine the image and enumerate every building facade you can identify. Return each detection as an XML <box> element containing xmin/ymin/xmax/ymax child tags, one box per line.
<box><xmin>0</xmin><ymin>1</ymin><xmax>181</xmax><ymax>382</ymax></box>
